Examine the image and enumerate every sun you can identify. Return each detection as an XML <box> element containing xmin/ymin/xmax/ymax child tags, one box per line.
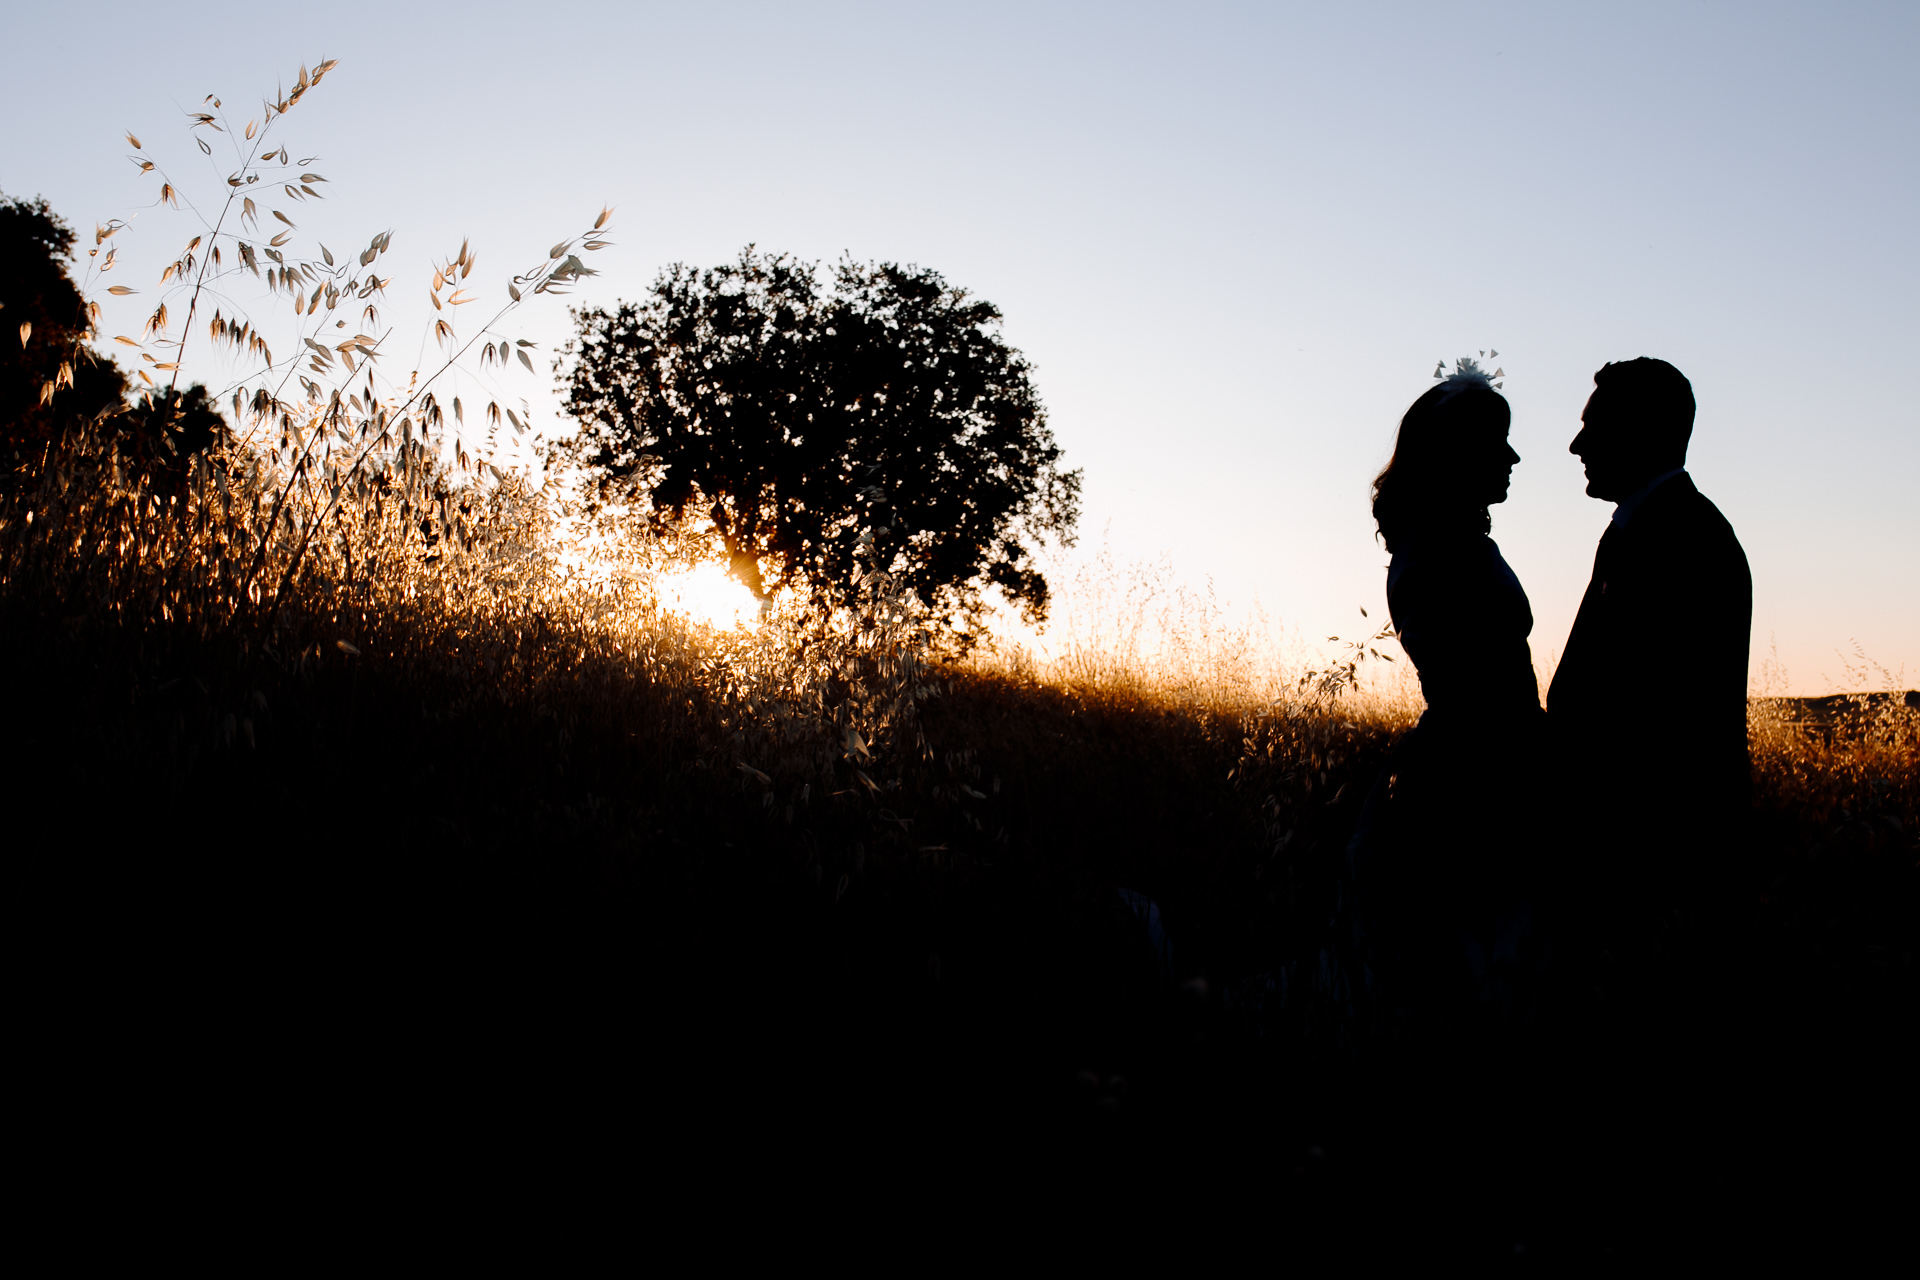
<box><xmin>657</xmin><ymin>560</ymin><xmax>766</xmax><ymax>629</ymax></box>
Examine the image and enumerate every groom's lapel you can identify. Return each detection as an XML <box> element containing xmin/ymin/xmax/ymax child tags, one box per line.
<box><xmin>1593</xmin><ymin>519</ymin><xmax>1626</xmax><ymax>598</ymax></box>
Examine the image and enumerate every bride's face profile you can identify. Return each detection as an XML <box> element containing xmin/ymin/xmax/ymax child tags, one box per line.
<box><xmin>1473</xmin><ymin>429</ymin><xmax>1521</xmax><ymax>507</ymax></box>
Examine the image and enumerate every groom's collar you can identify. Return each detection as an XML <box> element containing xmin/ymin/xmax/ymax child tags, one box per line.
<box><xmin>1611</xmin><ymin>468</ymin><xmax>1688</xmax><ymax>529</ymax></box>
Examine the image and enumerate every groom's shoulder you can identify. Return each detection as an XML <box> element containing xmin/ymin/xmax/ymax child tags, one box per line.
<box><xmin>1642</xmin><ymin>474</ymin><xmax>1739</xmax><ymax>541</ymax></box>
<box><xmin>1637</xmin><ymin>475</ymin><xmax>1749</xmax><ymax>579</ymax></box>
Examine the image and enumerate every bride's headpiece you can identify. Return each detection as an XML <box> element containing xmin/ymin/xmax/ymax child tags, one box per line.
<box><xmin>1432</xmin><ymin>350</ymin><xmax>1505</xmax><ymax>395</ymax></box>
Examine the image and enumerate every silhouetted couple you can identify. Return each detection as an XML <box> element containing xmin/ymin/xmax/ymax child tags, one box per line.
<box><xmin>1345</xmin><ymin>356</ymin><xmax>1752</xmax><ymax>1027</ymax></box>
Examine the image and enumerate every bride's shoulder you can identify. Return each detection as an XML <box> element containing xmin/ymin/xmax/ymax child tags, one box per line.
<box><xmin>1391</xmin><ymin>535</ymin><xmax>1523</xmax><ymax>604</ymax></box>
<box><xmin>1391</xmin><ymin>533</ymin><xmax>1484</xmax><ymax>579</ymax></box>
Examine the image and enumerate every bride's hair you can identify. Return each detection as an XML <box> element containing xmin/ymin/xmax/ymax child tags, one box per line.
<box><xmin>1371</xmin><ymin>381</ymin><xmax>1511</xmax><ymax>553</ymax></box>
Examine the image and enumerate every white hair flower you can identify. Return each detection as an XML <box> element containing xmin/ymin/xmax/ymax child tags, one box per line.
<box><xmin>1432</xmin><ymin>349</ymin><xmax>1504</xmax><ymax>392</ymax></box>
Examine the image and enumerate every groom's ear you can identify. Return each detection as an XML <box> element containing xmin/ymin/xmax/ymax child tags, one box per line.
<box><xmin>1583</xmin><ymin>389</ymin><xmax>1663</xmax><ymax>452</ymax></box>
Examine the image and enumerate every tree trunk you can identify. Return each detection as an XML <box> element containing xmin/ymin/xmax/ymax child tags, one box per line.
<box><xmin>711</xmin><ymin>499</ymin><xmax>768</xmax><ymax>597</ymax></box>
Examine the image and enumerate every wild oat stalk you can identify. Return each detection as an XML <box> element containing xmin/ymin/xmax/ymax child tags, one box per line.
<box><xmin>69</xmin><ymin>60</ymin><xmax>617</xmax><ymax>638</ymax></box>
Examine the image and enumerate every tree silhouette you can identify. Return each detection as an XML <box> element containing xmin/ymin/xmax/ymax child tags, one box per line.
<box><xmin>562</xmin><ymin>249</ymin><xmax>1081</xmax><ymax>630</ymax></box>
<box><xmin>113</xmin><ymin>384</ymin><xmax>232</xmax><ymax>494</ymax></box>
<box><xmin>0</xmin><ymin>192</ymin><xmax>127</xmax><ymax>485</ymax></box>
<box><xmin>2</xmin><ymin>192</ymin><xmax>234</xmax><ymax>495</ymax></box>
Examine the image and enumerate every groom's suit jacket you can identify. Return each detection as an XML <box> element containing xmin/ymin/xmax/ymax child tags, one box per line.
<box><xmin>1547</xmin><ymin>473</ymin><xmax>1752</xmax><ymax>870</ymax></box>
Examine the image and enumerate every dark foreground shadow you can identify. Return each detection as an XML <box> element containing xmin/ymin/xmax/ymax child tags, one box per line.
<box><xmin>6</xmin><ymin>649</ymin><xmax>1914</xmax><ymax>1262</ymax></box>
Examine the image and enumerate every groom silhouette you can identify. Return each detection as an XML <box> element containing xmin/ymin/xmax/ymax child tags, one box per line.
<box><xmin>1548</xmin><ymin>358</ymin><xmax>1752</xmax><ymax>915</ymax></box>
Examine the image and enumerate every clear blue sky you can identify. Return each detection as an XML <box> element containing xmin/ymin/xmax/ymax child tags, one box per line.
<box><xmin>4</xmin><ymin>1</ymin><xmax>1915</xmax><ymax>693</ymax></box>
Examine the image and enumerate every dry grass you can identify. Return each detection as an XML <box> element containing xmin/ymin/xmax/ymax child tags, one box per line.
<box><xmin>12</xmin><ymin>428</ymin><xmax>1905</xmax><ymax>1231</ymax></box>
<box><xmin>1750</xmin><ymin>692</ymin><xmax>1918</xmax><ymax>830</ymax></box>
<box><xmin>6</xmin><ymin>405</ymin><xmax>1910</xmax><ymax>983</ymax></box>
<box><xmin>8</xmin><ymin>323</ymin><xmax>1913</xmax><ymax>1250</ymax></box>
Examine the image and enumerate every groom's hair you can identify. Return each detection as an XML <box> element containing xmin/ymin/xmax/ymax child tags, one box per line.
<box><xmin>1593</xmin><ymin>357</ymin><xmax>1695</xmax><ymax>452</ymax></box>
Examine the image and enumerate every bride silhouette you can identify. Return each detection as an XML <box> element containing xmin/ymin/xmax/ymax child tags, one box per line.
<box><xmin>1343</xmin><ymin>359</ymin><xmax>1548</xmax><ymax>1020</ymax></box>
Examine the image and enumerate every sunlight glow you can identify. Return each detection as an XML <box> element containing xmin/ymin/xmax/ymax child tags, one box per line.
<box><xmin>657</xmin><ymin>561</ymin><xmax>765</xmax><ymax>630</ymax></box>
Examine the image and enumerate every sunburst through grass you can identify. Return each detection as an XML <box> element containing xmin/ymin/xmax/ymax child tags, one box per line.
<box><xmin>655</xmin><ymin>560</ymin><xmax>767</xmax><ymax>631</ymax></box>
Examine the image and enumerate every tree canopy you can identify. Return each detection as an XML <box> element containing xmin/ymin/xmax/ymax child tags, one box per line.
<box><xmin>562</xmin><ymin>249</ymin><xmax>1081</xmax><ymax>629</ymax></box>
<box><xmin>1</xmin><ymin>191</ymin><xmax>230</xmax><ymax>492</ymax></box>
<box><xmin>0</xmin><ymin>192</ymin><xmax>127</xmax><ymax>482</ymax></box>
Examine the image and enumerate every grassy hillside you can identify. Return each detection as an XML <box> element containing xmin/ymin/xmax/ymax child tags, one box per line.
<box><xmin>6</xmin><ymin>419</ymin><xmax>1914</xmax><ymax>1250</ymax></box>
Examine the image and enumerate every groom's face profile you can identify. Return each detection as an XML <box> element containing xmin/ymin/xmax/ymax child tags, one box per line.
<box><xmin>1570</xmin><ymin>390</ymin><xmax>1660</xmax><ymax>502</ymax></box>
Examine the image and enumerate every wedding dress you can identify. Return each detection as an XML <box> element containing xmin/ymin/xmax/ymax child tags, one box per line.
<box><xmin>1344</xmin><ymin>530</ymin><xmax>1548</xmax><ymax>1015</ymax></box>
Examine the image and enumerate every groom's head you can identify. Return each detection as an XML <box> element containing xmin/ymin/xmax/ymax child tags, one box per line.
<box><xmin>1571</xmin><ymin>357</ymin><xmax>1695</xmax><ymax>501</ymax></box>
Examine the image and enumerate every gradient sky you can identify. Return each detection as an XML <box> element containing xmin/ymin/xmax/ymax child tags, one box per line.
<box><xmin>4</xmin><ymin>1</ymin><xmax>1915</xmax><ymax>693</ymax></box>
